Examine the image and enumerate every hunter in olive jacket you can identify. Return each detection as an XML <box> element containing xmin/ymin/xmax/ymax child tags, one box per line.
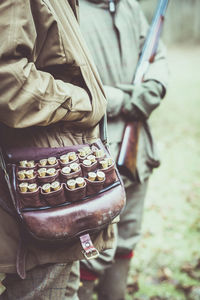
<box><xmin>0</xmin><ymin>0</ymin><xmax>114</xmax><ymax>274</ymax></box>
<box><xmin>80</xmin><ymin>0</ymin><xmax>168</xmax><ymax>183</ymax></box>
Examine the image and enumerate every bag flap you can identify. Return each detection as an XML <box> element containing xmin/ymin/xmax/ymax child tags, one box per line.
<box><xmin>22</xmin><ymin>183</ymin><xmax>125</xmax><ymax>242</ymax></box>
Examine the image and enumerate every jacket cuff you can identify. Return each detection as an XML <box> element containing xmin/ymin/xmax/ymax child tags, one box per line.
<box><xmin>130</xmin><ymin>80</ymin><xmax>163</xmax><ymax>118</ymax></box>
<box><xmin>61</xmin><ymin>86</ymin><xmax>92</xmax><ymax>113</ymax></box>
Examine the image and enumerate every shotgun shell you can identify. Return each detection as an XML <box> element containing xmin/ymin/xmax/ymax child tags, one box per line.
<box><xmin>39</xmin><ymin>159</ymin><xmax>47</xmax><ymax>166</ymax></box>
<box><xmin>107</xmin><ymin>157</ymin><xmax>113</xmax><ymax>166</ymax></box>
<box><xmin>19</xmin><ymin>160</ymin><xmax>27</xmax><ymax>168</ymax></box>
<box><xmin>60</xmin><ymin>154</ymin><xmax>69</xmax><ymax>164</ymax></box>
<box><xmin>62</xmin><ymin>166</ymin><xmax>71</xmax><ymax>174</ymax></box>
<box><xmin>88</xmin><ymin>172</ymin><xmax>96</xmax><ymax>181</ymax></box>
<box><xmin>51</xmin><ymin>181</ymin><xmax>61</xmax><ymax>191</ymax></box>
<box><xmin>28</xmin><ymin>183</ymin><xmax>37</xmax><ymax>192</ymax></box>
<box><xmin>95</xmin><ymin>149</ymin><xmax>104</xmax><ymax>158</ymax></box>
<box><xmin>99</xmin><ymin>160</ymin><xmax>108</xmax><ymax>169</ymax></box>
<box><xmin>42</xmin><ymin>183</ymin><xmax>51</xmax><ymax>193</ymax></box>
<box><xmin>26</xmin><ymin>160</ymin><xmax>35</xmax><ymax>168</ymax></box>
<box><xmin>18</xmin><ymin>170</ymin><xmax>26</xmax><ymax>180</ymax></box>
<box><xmin>70</xmin><ymin>163</ymin><xmax>79</xmax><ymax>172</ymax></box>
<box><xmin>78</xmin><ymin>149</ymin><xmax>86</xmax><ymax>157</ymax></box>
<box><xmin>91</xmin><ymin>145</ymin><xmax>98</xmax><ymax>154</ymax></box>
<box><xmin>87</xmin><ymin>155</ymin><xmax>96</xmax><ymax>163</ymax></box>
<box><xmin>25</xmin><ymin>169</ymin><xmax>34</xmax><ymax>179</ymax></box>
<box><xmin>83</xmin><ymin>159</ymin><xmax>92</xmax><ymax>166</ymax></box>
<box><xmin>97</xmin><ymin>171</ymin><xmax>105</xmax><ymax>181</ymax></box>
<box><xmin>48</xmin><ymin>157</ymin><xmax>57</xmax><ymax>165</ymax></box>
<box><xmin>68</xmin><ymin>152</ymin><xmax>76</xmax><ymax>161</ymax></box>
<box><xmin>75</xmin><ymin>177</ymin><xmax>85</xmax><ymax>187</ymax></box>
<box><xmin>83</xmin><ymin>147</ymin><xmax>92</xmax><ymax>155</ymax></box>
<box><xmin>46</xmin><ymin>168</ymin><xmax>56</xmax><ymax>176</ymax></box>
<box><xmin>67</xmin><ymin>179</ymin><xmax>76</xmax><ymax>190</ymax></box>
<box><xmin>38</xmin><ymin>168</ymin><xmax>47</xmax><ymax>177</ymax></box>
<box><xmin>19</xmin><ymin>182</ymin><xmax>28</xmax><ymax>193</ymax></box>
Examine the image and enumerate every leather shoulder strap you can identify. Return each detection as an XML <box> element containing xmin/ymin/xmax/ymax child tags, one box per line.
<box><xmin>0</xmin><ymin>147</ymin><xmax>16</xmax><ymax>217</ymax></box>
<box><xmin>99</xmin><ymin>114</ymin><xmax>108</xmax><ymax>146</ymax></box>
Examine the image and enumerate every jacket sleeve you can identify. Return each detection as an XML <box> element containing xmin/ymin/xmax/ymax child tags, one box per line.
<box><xmin>0</xmin><ymin>1</ymin><xmax>104</xmax><ymax>129</ymax></box>
<box><xmin>117</xmin><ymin>81</ymin><xmax>164</xmax><ymax>119</ymax></box>
<box><xmin>138</xmin><ymin>4</ymin><xmax>169</xmax><ymax>95</ymax></box>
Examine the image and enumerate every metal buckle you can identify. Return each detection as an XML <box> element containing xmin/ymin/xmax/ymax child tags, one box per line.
<box><xmin>82</xmin><ymin>248</ymin><xmax>99</xmax><ymax>260</ymax></box>
<box><xmin>80</xmin><ymin>233</ymin><xmax>100</xmax><ymax>260</ymax></box>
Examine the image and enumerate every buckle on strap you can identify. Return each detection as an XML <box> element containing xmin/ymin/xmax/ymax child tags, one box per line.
<box><xmin>80</xmin><ymin>234</ymin><xmax>99</xmax><ymax>260</ymax></box>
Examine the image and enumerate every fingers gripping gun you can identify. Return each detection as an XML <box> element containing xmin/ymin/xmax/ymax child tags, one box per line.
<box><xmin>117</xmin><ymin>0</ymin><xmax>169</xmax><ymax>180</ymax></box>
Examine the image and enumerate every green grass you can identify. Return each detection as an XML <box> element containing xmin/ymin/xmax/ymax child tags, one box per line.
<box><xmin>127</xmin><ymin>45</ymin><xmax>200</xmax><ymax>299</ymax></box>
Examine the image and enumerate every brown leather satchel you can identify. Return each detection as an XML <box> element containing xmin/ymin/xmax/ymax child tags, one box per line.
<box><xmin>0</xmin><ymin>133</ymin><xmax>126</xmax><ymax>278</ymax></box>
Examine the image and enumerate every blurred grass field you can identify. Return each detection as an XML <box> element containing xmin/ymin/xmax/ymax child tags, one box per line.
<box><xmin>127</xmin><ymin>46</ymin><xmax>200</xmax><ymax>299</ymax></box>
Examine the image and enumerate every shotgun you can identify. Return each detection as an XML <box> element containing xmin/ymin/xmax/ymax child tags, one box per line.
<box><xmin>117</xmin><ymin>0</ymin><xmax>169</xmax><ymax>180</ymax></box>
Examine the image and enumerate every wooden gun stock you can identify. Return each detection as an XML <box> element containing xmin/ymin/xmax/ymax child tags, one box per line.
<box><xmin>117</xmin><ymin>121</ymin><xmax>141</xmax><ymax>180</ymax></box>
<box><xmin>117</xmin><ymin>0</ymin><xmax>169</xmax><ymax>180</ymax></box>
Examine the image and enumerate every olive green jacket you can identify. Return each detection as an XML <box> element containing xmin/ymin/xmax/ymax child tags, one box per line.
<box><xmin>0</xmin><ymin>0</ymin><xmax>114</xmax><ymax>274</ymax></box>
<box><xmin>80</xmin><ymin>0</ymin><xmax>169</xmax><ymax>182</ymax></box>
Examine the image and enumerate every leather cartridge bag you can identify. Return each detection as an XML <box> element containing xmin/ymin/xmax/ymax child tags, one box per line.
<box><xmin>0</xmin><ymin>117</ymin><xmax>126</xmax><ymax>279</ymax></box>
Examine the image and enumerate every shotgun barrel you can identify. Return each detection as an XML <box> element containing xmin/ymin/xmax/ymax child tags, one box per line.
<box><xmin>117</xmin><ymin>0</ymin><xmax>169</xmax><ymax>180</ymax></box>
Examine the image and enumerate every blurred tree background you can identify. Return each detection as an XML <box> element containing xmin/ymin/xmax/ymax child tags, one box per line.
<box><xmin>126</xmin><ymin>1</ymin><xmax>200</xmax><ymax>300</ymax></box>
<box><xmin>140</xmin><ymin>0</ymin><xmax>200</xmax><ymax>45</ymax></box>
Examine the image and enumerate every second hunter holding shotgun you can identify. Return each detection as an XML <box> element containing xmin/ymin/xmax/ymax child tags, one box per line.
<box><xmin>79</xmin><ymin>0</ymin><xmax>169</xmax><ymax>299</ymax></box>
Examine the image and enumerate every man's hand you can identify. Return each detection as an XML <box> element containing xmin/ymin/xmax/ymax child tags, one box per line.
<box><xmin>116</xmin><ymin>80</ymin><xmax>164</xmax><ymax>121</ymax></box>
<box><xmin>122</xmin><ymin>95</ymin><xmax>146</xmax><ymax>121</ymax></box>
